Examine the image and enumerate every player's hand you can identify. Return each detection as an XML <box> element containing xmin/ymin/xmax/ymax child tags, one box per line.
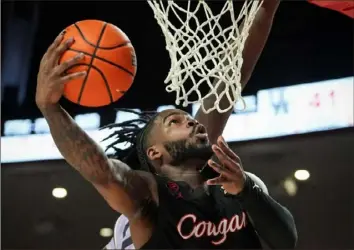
<box><xmin>35</xmin><ymin>31</ymin><xmax>86</xmax><ymax>109</ymax></box>
<box><xmin>206</xmin><ymin>136</ymin><xmax>246</xmax><ymax>195</ymax></box>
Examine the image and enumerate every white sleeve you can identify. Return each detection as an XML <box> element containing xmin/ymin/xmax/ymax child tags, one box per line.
<box><xmin>105</xmin><ymin>214</ymin><xmax>135</xmax><ymax>249</ymax></box>
<box><xmin>245</xmin><ymin>171</ymin><xmax>269</xmax><ymax>195</ymax></box>
<box><xmin>104</xmin><ymin>238</ymin><xmax>116</xmax><ymax>249</ymax></box>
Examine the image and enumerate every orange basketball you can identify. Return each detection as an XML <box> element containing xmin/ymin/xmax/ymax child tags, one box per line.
<box><xmin>59</xmin><ymin>20</ymin><xmax>137</xmax><ymax>107</ymax></box>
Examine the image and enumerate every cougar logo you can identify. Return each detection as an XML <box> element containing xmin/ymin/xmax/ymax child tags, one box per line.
<box><xmin>177</xmin><ymin>212</ymin><xmax>247</xmax><ymax>245</ymax></box>
<box><xmin>166</xmin><ymin>181</ymin><xmax>183</xmax><ymax>199</ymax></box>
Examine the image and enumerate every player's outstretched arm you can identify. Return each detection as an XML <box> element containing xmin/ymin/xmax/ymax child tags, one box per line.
<box><xmin>36</xmin><ymin>32</ymin><xmax>155</xmax><ymax>218</ymax></box>
<box><xmin>195</xmin><ymin>0</ymin><xmax>280</xmax><ymax>143</ymax></box>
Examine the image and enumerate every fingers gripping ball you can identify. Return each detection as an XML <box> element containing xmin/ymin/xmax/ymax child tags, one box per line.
<box><xmin>59</xmin><ymin>20</ymin><xmax>137</xmax><ymax>107</ymax></box>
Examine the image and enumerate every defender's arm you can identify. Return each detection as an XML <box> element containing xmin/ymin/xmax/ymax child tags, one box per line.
<box><xmin>195</xmin><ymin>0</ymin><xmax>280</xmax><ymax>143</ymax></box>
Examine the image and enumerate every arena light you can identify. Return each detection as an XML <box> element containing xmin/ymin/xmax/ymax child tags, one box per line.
<box><xmin>52</xmin><ymin>187</ymin><xmax>67</xmax><ymax>199</ymax></box>
<box><xmin>100</xmin><ymin>227</ymin><xmax>113</xmax><ymax>237</ymax></box>
<box><xmin>283</xmin><ymin>178</ymin><xmax>298</xmax><ymax>196</ymax></box>
<box><xmin>294</xmin><ymin>170</ymin><xmax>310</xmax><ymax>181</ymax></box>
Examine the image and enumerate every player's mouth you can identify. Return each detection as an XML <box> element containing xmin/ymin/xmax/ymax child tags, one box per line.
<box><xmin>194</xmin><ymin>124</ymin><xmax>206</xmax><ymax>135</ymax></box>
<box><xmin>193</xmin><ymin>124</ymin><xmax>208</xmax><ymax>143</ymax></box>
<box><xmin>195</xmin><ymin>133</ymin><xmax>209</xmax><ymax>144</ymax></box>
<box><xmin>195</xmin><ymin>133</ymin><xmax>208</xmax><ymax>139</ymax></box>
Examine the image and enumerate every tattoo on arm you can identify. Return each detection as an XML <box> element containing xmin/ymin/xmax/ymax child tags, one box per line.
<box><xmin>40</xmin><ymin>104</ymin><xmax>113</xmax><ymax>184</ymax></box>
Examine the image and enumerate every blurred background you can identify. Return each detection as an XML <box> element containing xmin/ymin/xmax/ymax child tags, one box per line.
<box><xmin>1</xmin><ymin>1</ymin><xmax>353</xmax><ymax>249</ymax></box>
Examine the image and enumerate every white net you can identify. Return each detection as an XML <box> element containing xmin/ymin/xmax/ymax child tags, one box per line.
<box><xmin>148</xmin><ymin>0</ymin><xmax>263</xmax><ymax>113</ymax></box>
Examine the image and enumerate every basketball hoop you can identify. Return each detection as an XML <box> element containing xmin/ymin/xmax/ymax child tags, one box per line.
<box><xmin>148</xmin><ymin>0</ymin><xmax>263</xmax><ymax>113</ymax></box>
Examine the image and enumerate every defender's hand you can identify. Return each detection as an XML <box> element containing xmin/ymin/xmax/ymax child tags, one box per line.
<box><xmin>35</xmin><ymin>31</ymin><xmax>86</xmax><ymax>109</ymax></box>
<box><xmin>206</xmin><ymin>136</ymin><xmax>246</xmax><ymax>195</ymax></box>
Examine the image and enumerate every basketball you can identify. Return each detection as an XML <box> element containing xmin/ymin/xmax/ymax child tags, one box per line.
<box><xmin>59</xmin><ymin>20</ymin><xmax>137</xmax><ymax>107</ymax></box>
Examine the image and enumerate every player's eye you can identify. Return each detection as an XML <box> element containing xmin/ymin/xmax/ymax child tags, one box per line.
<box><xmin>168</xmin><ymin>119</ymin><xmax>179</xmax><ymax>126</ymax></box>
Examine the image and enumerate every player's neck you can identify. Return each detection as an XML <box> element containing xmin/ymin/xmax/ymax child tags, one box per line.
<box><xmin>161</xmin><ymin>163</ymin><xmax>204</xmax><ymax>189</ymax></box>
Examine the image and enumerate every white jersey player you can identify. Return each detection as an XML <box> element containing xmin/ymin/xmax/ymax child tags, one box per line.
<box><xmin>104</xmin><ymin>214</ymin><xmax>134</xmax><ymax>250</ymax></box>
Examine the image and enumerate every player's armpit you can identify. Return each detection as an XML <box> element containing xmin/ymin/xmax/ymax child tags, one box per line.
<box><xmin>93</xmin><ymin>159</ymin><xmax>158</xmax><ymax>219</ymax></box>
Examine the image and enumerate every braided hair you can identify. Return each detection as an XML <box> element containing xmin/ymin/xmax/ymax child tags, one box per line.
<box><xmin>100</xmin><ymin>109</ymin><xmax>159</xmax><ymax>172</ymax></box>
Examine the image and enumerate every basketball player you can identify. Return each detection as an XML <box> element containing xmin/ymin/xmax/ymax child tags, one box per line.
<box><xmin>104</xmin><ymin>171</ymin><xmax>268</xmax><ymax>250</ymax></box>
<box><xmin>36</xmin><ymin>0</ymin><xmax>297</xmax><ymax>248</ymax></box>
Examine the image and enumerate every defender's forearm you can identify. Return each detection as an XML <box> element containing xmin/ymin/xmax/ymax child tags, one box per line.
<box><xmin>240</xmin><ymin>1</ymin><xmax>279</xmax><ymax>85</ymax></box>
<box><xmin>39</xmin><ymin>104</ymin><xmax>112</xmax><ymax>184</ymax></box>
<box><xmin>196</xmin><ymin>2</ymin><xmax>279</xmax><ymax>142</ymax></box>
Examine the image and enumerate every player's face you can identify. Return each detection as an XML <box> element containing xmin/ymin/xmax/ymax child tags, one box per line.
<box><xmin>148</xmin><ymin>109</ymin><xmax>212</xmax><ymax>166</ymax></box>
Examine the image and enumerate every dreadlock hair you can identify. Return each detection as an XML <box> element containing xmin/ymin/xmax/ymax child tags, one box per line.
<box><xmin>100</xmin><ymin>109</ymin><xmax>159</xmax><ymax>173</ymax></box>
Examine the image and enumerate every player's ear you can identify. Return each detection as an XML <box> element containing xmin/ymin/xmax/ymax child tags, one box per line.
<box><xmin>146</xmin><ymin>146</ymin><xmax>162</xmax><ymax>161</ymax></box>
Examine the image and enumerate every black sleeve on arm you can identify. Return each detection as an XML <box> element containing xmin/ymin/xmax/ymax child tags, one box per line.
<box><xmin>234</xmin><ymin>176</ymin><xmax>298</xmax><ymax>249</ymax></box>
